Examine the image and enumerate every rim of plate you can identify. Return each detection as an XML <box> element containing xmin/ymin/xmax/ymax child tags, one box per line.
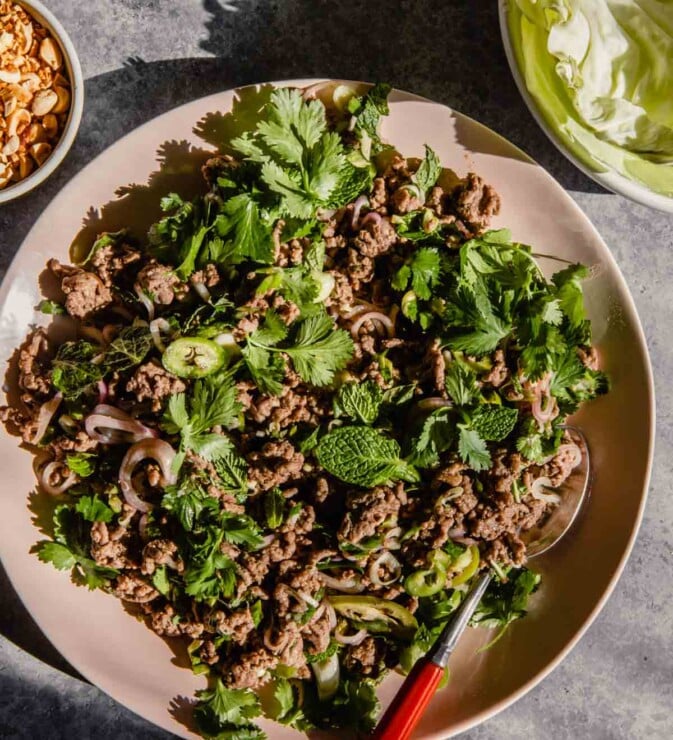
<box><xmin>497</xmin><ymin>0</ymin><xmax>673</xmax><ymax>215</ymax></box>
<box><xmin>0</xmin><ymin>78</ymin><xmax>656</xmax><ymax>739</ymax></box>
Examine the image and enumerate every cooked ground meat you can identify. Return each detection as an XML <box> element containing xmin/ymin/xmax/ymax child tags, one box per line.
<box><xmin>343</xmin><ymin>636</ymin><xmax>388</xmax><ymax>678</ymax></box>
<box><xmin>453</xmin><ymin>172</ymin><xmax>501</xmax><ymax>235</ymax></box>
<box><xmin>48</xmin><ymin>260</ymin><xmax>114</xmax><ymax>320</ymax></box>
<box><xmin>126</xmin><ymin>361</ymin><xmax>187</xmax><ymax>412</ymax></box>
<box><xmin>339</xmin><ymin>482</ymin><xmax>406</xmax><ymax>545</ymax></box>
<box><xmin>89</xmin><ymin>240</ymin><xmax>141</xmax><ymax>287</ymax></box>
<box><xmin>247</xmin><ymin>440</ymin><xmax>305</xmax><ymax>492</ymax></box>
<box><xmin>141</xmin><ymin>538</ymin><xmax>183</xmax><ymax>575</ymax></box>
<box><xmin>113</xmin><ymin>574</ymin><xmax>159</xmax><ymax>603</ymax></box>
<box><xmin>17</xmin><ymin>328</ymin><xmax>51</xmax><ymax>397</ymax></box>
<box><xmin>136</xmin><ymin>261</ymin><xmax>188</xmax><ymax>305</ymax></box>
<box><xmin>91</xmin><ymin>521</ymin><xmax>136</xmax><ymax>570</ymax></box>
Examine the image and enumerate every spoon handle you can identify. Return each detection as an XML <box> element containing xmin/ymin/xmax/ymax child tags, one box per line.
<box><xmin>372</xmin><ymin>573</ymin><xmax>492</xmax><ymax>740</ymax></box>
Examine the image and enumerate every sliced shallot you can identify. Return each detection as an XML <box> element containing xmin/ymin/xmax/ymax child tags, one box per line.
<box><xmin>119</xmin><ymin>438</ymin><xmax>177</xmax><ymax>513</ymax></box>
<box><xmin>30</xmin><ymin>392</ymin><xmax>62</xmax><ymax>445</ymax></box>
<box><xmin>85</xmin><ymin>405</ymin><xmax>157</xmax><ymax>444</ymax></box>
<box><xmin>530</xmin><ymin>475</ymin><xmax>561</xmax><ymax>505</ymax></box>
<box><xmin>350</xmin><ymin>311</ymin><xmax>395</xmax><ymax>339</ymax></box>
<box><xmin>368</xmin><ymin>551</ymin><xmax>402</xmax><ymax>587</ymax></box>
<box><xmin>39</xmin><ymin>460</ymin><xmax>77</xmax><ymax>496</ymax></box>
<box><xmin>318</xmin><ymin>572</ymin><xmax>365</xmax><ymax>594</ymax></box>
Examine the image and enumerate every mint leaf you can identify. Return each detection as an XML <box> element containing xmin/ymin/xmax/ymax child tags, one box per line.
<box><xmin>316</xmin><ymin>426</ymin><xmax>419</xmax><ymax>487</ymax></box>
<box><xmin>413</xmin><ymin>145</ymin><xmax>441</xmax><ymax>195</ymax></box>
<box><xmin>51</xmin><ymin>341</ymin><xmax>103</xmax><ymax>399</ymax></box>
<box><xmin>470</xmin><ymin>405</ymin><xmax>518</xmax><ymax>442</ymax></box>
<box><xmin>334</xmin><ymin>380</ymin><xmax>382</xmax><ymax>424</ymax></box>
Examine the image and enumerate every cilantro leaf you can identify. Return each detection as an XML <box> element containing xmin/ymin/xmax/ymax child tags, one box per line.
<box><xmin>194</xmin><ymin>678</ymin><xmax>265</xmax><ymax>740</ymax></box>
<box><xmin>552</xmin><ymin>264</ymin><xmax>589</xmax><ymax>328</ymax></box>
<box><xmin>38</xmin><ymin>299</ymin><xmax>65</xmax><ymax>315</ymax></box>
<box><xmin>66</xmin><ymin>452</ymin><xmax>97</xmax><ymax>478</ymax></box>
<box><xmin>215</xmin><ymin>193</ymin><xmax>274</xmax><ymax>265</ymax></box>
<box><xmin>316</xmin><ymin>426</ymin><xmax>420</xmax><ymax>487</ymax></box>
<box><xmin>283</xmin><ymin>312</ymin><xmax>354</xmax><ymax>386</ymax></box>
<box><xmin>334</xmin><ymin>380</ymin><xmax>382</xmax><ymax>424</ymax></box>
<box><xmin>36</xmin><ymin>541</ymin><xmax>76</xmax><ymax>570</ymax></box>
<box><xmin>74</xmin><ymin>494</ymin><xmax>114</xmax><ymax>523</ymax></box>
<box><xmin>220</xmin><ymin>513</ymin><xmax>264</xmax><ymax>549</ymax></box>
<box><xmin>444</xmin><ymin>362</ymin><xmax>478</xmax><ymax>406</ymax></box>
<box><xmin>471</xmin><ymin>567</ymin><xmax>540</xmax><ymax>632</ymax></box>
<box><xmin>407</xmin><ymin>407</ymin><xmax>455</xmax><ymax>468</ymax></box>
<box><xmin>457</xmin><ymin>425</ymin><xmax>491</xmax><ymax>471</ymax></box>
<box><xmin>162</xmin><ymin>479</ymin><xmax>218</xmax><ymax>531</ymax></box>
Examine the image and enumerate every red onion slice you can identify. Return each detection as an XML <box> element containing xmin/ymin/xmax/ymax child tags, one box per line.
<box><xmin>119</xmin><ymin>438</ymin><xmax>177</xmax><ymax>513</ymax></box>
<box><xmin>359</xmin><ymin>211</ymin><xmax>382</xmax><ymax>228</ymax></box>
<box><xmin>417</xmin><ymin>397</ymin><xmax>452</xmax><ymax>412</ymax></box>
<box><xmin>368</xmin><ymin>551</ymin><xmax>402</xmax><ymax>587</ymax></box>
<box><xmin>40</xmin><ymin>460</ymin><xmax>78</xmax><ymax>496</ymax></box>
<box><xmin>334</xmin><ymin>623</ymin><xmax>367</xmax><ymax>645</ymax></box>
<box><xmin>530</xmin><ymin>475</ymin><xmax>561</xmax><ymax>504</ymax></box>
<box><xmin>351</xmin><ymin>195</ymin><xmax>369</xmax><ymax>230</ymax></box>
<box><xmin>30</xmin><ymin>392</ymin><xmax>62</xmax><ymax>445</ymax></box>
<box><xmin>85</xmin><ymin>405</ymin><xmax>157</xmax><ymax>444</ymax></box>
<box><xmin>192</xmin><ymin>281</ymin><xmax>211</xmax><ymax>303</ymax></box>
<box><xmin>134</xmin><ymin>284</ymin><xmax>155</xmax><ymax>321</ymax></box>
<box><xmin>350</xmin><ymin>311</ymin><xmax>395</xmax><ymax>339</ymax></box>
<box><xmin>149</xmin><ymin>318</ymin><xmax>172</xmax><ymax>353</ymax></box>
<box><xmin>318</xmin><ymin>572</ymin><xmax>365</xmax><ymax>593</ymax></box>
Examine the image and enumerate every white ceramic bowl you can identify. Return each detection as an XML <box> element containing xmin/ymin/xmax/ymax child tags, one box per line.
<box><xmin>0</xmin><ymin>0</ymin><xmax>84</xmax><ymax>204</ymax></box>
<box><xmin>498</xmin><ymin>0</ymin><xmax>673</xmax><ymax>214</ymax></box>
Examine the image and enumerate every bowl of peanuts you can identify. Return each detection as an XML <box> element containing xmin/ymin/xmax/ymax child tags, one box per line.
<box><xmin>0</xmin><ymin>0</ymin><xmax>83</xmax><ymax>203</ymax></box>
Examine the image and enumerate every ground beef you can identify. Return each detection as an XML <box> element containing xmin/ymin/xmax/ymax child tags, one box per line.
<box><xmin>276</xmin><ymin>237</ymin><xmax>306</xmax><ymax>267</ymax></box>
<box><xmin>453</xmin><ymin>173</ymin><xmax>501</xmax><ymax>235</ymax></box>
<box><xmin>126</xmin><ymin>361</ymin><xmax>186</xmax><ymax>412</ymax></box>
<box><xmin>425</xmin><ymin>338</ymin><xmax>446</xmax><ymax>395</ymax></box>
<box><xmin>48</xmin><ymin>430</ymin><xmax>99</xmax><ymax>454</ymax></box>
<box><xmin>482</xmin><ymin>349</ymin><xmax>509</xmax><ymax>388</ymax></box>
<box><xmin>199</xmin><ymin>640</ymin><xmax>220</xmax><ymax>665</ymax></box>
<box><xmin>301</xmin><ymin>604</ymin><xmax>332</xmax><ymax>655</ymax></box>
<box><xmin>113</xmin><ymin>574</ymin><xmax>159</xmax><ymax>603</ymax></box>
<box><xmin>147</xmin><ymin>602</ymin><xmax>182</xmax><ymax>637</ymax></box>
<box><xmin>482</xmin><ymin>535</ymin><xmax>527</xmax><ymax>567</ymax></box>
<box><xmin>370</xmin><ymin>177</ymin><xmax>388</xmax><ymax>209</ymax></box>
<box><xmin>89</xmin><ymin>241</ymin><xmax>141</xmax><ymax>287</ymax></box>
<box><xmin>48</xmin><ymin>260</ymin><xmax>114</xmax><ymax>320</ymax></box>
<box><xmin>91</xmin><ymin>521</ymin><xmax>135</xmax><ymax>569</ymax></box>
<box><xmin>247</xmin><ymin>440</ymin><xmax>305</xmax><ymax>492</ymax></box>
<box><xmin>226</xmin><ymin>645</ymin><xmax>278</xmax><ymax>689</ymax></box>
<box><xmin>391</xmin><ymin>186</ymin><xmax>422</xmax><ymax>214</ymax></box>
<box><xmin>343</xmin><ymin>637</ymin><xmax>387</xmax><ymax>678</ymax></box>
<box><xmin>468</xmin><ymin>498</ymin><xmax>546</xmax><ymax>541</ymax></box>
<box><xmin>17</xmin><ymin>328</ymin><xmax>51</xmax><ymax>397</ymax></box>
<box><xmin>486</xmin><ymin>450</ymin><xmax>526</xmax><ymax>496</ymax></box>
<box><xmin>274</xmin><ymin>564</ymin><xmax>322</xmax><ymax>618</ymax></box>
<box><xmin>339</xmin><ymin>482</ymin><xmax>406</xmax><ymax>544</ymax></box>
<box><xmin>190</xmin><ymin>263</ymin><xmax>220</xmax><ymax>289</ymax></box>
<box><xmin>141</xmin><ymin>539</ymin><xmax>182</xmax><ymax>575</ymax></box>
<box><xmin>136</xmin><ymin>261</ymin><xmax>188</xmax><ymax>305</ymax></box>
<box><xmin>211</xmin><ymin>607</ymin><xmax>255</xmax><ymax>645</ymax></box>
<box><xmin>264</xmin><ymin>531</ymin><xmax>297</xmax><ymax>563</ymax></box>
<box><xmin>577</xmin><ymin>345</ymin><xmax>599</xmax><ymax>370</ymax></box>
<box><xmin>353</xmin><ymin>217</ymin><xmax>397</xmax><ymax>258</ymax></box>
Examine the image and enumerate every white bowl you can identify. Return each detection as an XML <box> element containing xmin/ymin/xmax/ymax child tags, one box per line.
<box><xmin>498</xmin><ymin>0</ymin><xmax>673</xmax><ymax>214</ymax></box>
<box><xmin>0</xmin><ymin>0</ymin><xmax>84</xmax><ymax>204</ymax></box>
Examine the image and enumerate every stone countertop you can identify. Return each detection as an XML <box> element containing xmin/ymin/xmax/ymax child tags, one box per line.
<box><xmin>1</xmin><ymin>1</ymin><xmax>671</xmax><ymax>738</ymax></box>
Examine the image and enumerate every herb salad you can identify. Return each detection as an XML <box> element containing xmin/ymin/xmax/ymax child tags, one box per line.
<box><xmin>1</xmin><ymin>83</ymin><xmax>607</xmax><ymax>738</ymax></box>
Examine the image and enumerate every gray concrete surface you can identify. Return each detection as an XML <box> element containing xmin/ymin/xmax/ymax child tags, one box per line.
<box><xmin>1</xmin><ymin>1</ymin><xmax>671</xmax><ymax>738</ymax></box>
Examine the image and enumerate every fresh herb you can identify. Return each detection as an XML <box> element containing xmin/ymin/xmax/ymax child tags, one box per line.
<box><xmin>193</xmin><ymin>678</ymin><xmax>266</xmax><ymax>740</ymax></box>
<box><xmin>316</xmin><ymin>426</ymin><xmax>419</xmax><ymax>487</ymax></box>
<box><xmin>264</xmin><ymin>487</ymin><xmax>285</xmax><ymax>529</ymax></box>
<box><xmin>104</xmin><ymin>325</ymin><xmax>152</xmax><ymax>373</ymax></box>
<box><xmin>38</xmin><ymin>299</ymin><xmax>65</xmax><ymax>315</ymax></box>
<box><xmin>392</xmin><ymin>247</ymin><xmax>441</xmax><ymax>301</ymax></box>
<box><xmin>51</xmin><ymin>341</ymin><xmax>103</xmax><ymax>399</ymax></box>
<box><xmin>66</xmin><ymin>452</ymin><xmax>97</xmax><ymax>478</ymax></box>
<box><xmin>74</xmin><ymin>494</ymin><xmax>114</xmax><ymax>523</ymax></box>
<box><xmin>334</xmin><ymin>380</ymin><xmax>382</xmax><ymax>425</ymax></box>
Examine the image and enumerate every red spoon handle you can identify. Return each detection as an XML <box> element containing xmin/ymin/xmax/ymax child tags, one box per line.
<box><xmin>372</xmin><ymin>658</ymin><xmax>444</xmax><ymax>740</ymax></box>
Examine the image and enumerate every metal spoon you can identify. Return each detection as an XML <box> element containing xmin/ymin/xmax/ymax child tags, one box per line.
<box><xmin>372</xmin><ymin>426</ymin><xmax>591</xmax><ymax>740</ymax></box>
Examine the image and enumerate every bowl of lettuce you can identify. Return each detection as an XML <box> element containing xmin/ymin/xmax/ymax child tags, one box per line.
<box><xmin>500</xmin><ymin>0</ymin><xmax>673</xmax><ymax>213</ymax></box>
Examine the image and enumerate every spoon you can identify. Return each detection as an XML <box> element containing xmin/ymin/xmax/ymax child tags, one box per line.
<box><xmin>372</xmin><ymin>426</ymin><xmax>591</xmax><ymax>740</ymax></box>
